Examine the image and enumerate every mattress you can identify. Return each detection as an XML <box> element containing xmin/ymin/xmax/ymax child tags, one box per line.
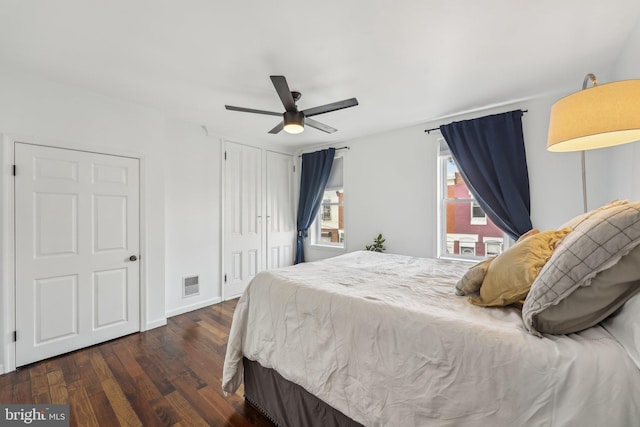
<box><xmin>223</xmin><ymin>251</ymin><xmax>640</xmax><ymax>426</ymax></box>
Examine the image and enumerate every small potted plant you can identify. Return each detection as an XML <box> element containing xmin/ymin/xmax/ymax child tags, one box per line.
<box><xmin>365</xmin><ymin>233</ymin><xmax>386</xmax><ymax>252</ymax></box>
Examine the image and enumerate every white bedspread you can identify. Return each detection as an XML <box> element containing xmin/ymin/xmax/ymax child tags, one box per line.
<box><xmin>222</xmin><ymin>251</ymin><xmax>640</xmax><ymax>426</ymax></box>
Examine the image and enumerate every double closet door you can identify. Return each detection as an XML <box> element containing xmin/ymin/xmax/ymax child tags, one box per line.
<box><xmin>223</xmin><ymin>141</ymin><xmax>296</xmax><ymax>299</ymax></box>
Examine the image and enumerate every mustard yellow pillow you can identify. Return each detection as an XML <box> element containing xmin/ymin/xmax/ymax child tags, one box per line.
<box><xmin>517</xmin><ymin>228</ymin><xmax>539</xmax><ymax>242</ymax></box>
<box><xmin>469</xmin><ymin>228</ymin><xmax>571</xmax><ymax>307</ymax></box>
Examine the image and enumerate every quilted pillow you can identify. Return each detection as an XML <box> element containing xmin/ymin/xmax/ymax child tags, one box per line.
<box><xmin>530</xmin><ymin>245</ymin><xmax>640</xmax><ymax>334</ymax></box>
<box><xmin>523</xmin><ymin>201</ymin><xmax>640</xmax><ymax>336</ymax></box>
<box><xmin>469</xmin><ymin>228</ymin><xmax>570</xmax><ymax>307</ymax></box>
<box><xmin>560</xmin><ymin>199</ymin><xmax>629</xmax><ymax>230</ymax></box>
<box><xmin>455</xmin><ymin>258</ymin><xmax>493</xmax><ymax>296</ymax></box>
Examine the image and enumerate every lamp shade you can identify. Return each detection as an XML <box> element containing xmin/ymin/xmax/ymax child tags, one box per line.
<box><xmin>547</xmin><ymin>79</ymin><xmax>640</xmax><ymax>152</ymax></box>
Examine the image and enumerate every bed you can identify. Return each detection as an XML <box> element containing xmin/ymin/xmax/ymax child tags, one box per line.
<box><xmin>222</xmin><ymin>202</ymin><xmax>640</xmax><ymax>427</ymax></box>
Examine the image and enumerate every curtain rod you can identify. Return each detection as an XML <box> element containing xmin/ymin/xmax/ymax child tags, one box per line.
<box><xmin>299</xmin><ymin>146</ymin><xmax>349</xmax><ymax>157</ymax></box>
<box><xmin>424</xmin><ymin>110</ymin><xmax>528</xmax><ymax>134</ymax></box>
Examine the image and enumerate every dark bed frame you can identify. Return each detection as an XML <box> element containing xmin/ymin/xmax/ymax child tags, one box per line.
<box><xmin>243</xmin><ymin>358</ymin><xmax>363</xmax><ymax>427</ymax></box>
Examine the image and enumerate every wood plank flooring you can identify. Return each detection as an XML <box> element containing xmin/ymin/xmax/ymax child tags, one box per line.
<box><xmin>0</xmin><ymin>299</ymin><xmax>275</xmax><ymax>427</ymax></box>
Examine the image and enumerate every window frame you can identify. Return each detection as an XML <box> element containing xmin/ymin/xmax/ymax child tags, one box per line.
<box><xmin>310</xmin><ymin>154</ymin><xmax>345</xmax><ymax>249</ymax></box>
<box><xmin>437</xmin><ymin>138</ymin><xmax>509</xmax><ymax>260</ymax></box>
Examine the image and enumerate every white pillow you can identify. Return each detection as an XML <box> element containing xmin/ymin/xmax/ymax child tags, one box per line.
<box><xmin>602</xmin><ymin>292</ymin><xmax>640</xmax><ymax>370</ymax></box>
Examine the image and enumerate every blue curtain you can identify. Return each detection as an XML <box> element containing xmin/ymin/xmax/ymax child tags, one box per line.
<box><xmin>295</xmin><ymin>148</ymin><xmax>336</xmax><ymax>264</ymax></box>
<box><xmin>439</xmin><ymin>110</ymin><xmax>532</xmax><ymax>240</ymax></box>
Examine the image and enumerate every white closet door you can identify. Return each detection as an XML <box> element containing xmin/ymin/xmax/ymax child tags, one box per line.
<box><xmin>223</xmin><ymin>141</ymin><xmax>263</xmax><ymax>299</ymax></box>
<box><xmin>266</xmin><ymin>151</ymin><xmax>295</xmax><ymax>269</ymax></box>
<box><xmin>14</xmin><ymin>143</ymin><xmax>140</xmax><ymax>367</ymax></box>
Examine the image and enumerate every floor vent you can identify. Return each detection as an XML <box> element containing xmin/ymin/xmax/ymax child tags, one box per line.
<box><xmin>183</xmin><ymin>275</ymin><xmax>200</xmax><ymax>297</ymax></box>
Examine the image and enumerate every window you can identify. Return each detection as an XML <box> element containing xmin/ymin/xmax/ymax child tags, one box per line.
<box><xmin>322</xmin><ymin>200</ymin><xmax>332</xmax><ymax>220</ymax></box>
<box><xmin>484</xmin><ymin>239</ymin><xmax>503</xmax><ymax>257</ymax></box>
<box><xmin>438</xmin><ymin>139</ymin><xmax>504</xmax><ymax>260</ymax></box>
<box><xmin>471</xmin><ymin>202</ymin><xmax>487</xmax><ymax>225</ymax></box>
<box><xmin>312</xmin><ymin>156</ymin><xmax>344</xmax><ymax>247</ymax></box>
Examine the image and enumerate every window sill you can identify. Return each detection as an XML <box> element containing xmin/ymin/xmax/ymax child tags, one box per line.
<box><xmin>438</xmin><ymin>256</ymin><xmax>480</xmax><ymax>263</ymax></box>
<box><xmin>309</xmin><ymin>243</ymin><xmax>346</xmax><ymax>251</ymax></box>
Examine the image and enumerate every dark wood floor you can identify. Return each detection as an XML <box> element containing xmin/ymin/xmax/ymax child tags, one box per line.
<box><xmin>0</xmin><ymin>299</ymin><xmax>275</xmax><ymax>427</ymax></box>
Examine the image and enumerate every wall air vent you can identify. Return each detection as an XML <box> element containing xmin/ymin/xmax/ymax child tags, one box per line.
<box><xmin>183</xmin><ymin>275</ymin><xmax>200</xmax><ymax>297</ymax></box>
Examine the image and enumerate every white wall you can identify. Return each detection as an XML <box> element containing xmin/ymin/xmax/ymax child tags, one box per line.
<box><xmin>2</xmin><ymin>15</ymin><xmax>638</xmax><ymax>371</ymax></box>
<box><xmin>610</xmin><ymin>15</ymin><xmax>640</xmax><ymax>201</ymax></box>
<box><xmin>305</xmin><ymin>93</ymin><xmax>614</xmax><ymax>262</ymax></box>
<box><xmin>0</xmin><ymin>69</ymin><xmax>167</xmax><ymax>372</ymax></box>
<box><xmin>301</xmin><ymin>126</ymin><xmax>440</xmax><ymax>262</ymax></box>
<box><xmin>164</xmin><ymin>120</ymin><xmax>222</xmax><ymax>316</ymax></box>
<box><xmin>345</xmin><ymin>125</ymin><xmax>439</xmax><ymax>258</ymax></box>
<box><xmin>0</xmin><ymin>67</ymin><xmax>301</xmax><ymax>372</ymax></box>
<box><xmin>520</xmin><ymin>95</ymin><xmax>614</xmax><ymax>227</ymax></box>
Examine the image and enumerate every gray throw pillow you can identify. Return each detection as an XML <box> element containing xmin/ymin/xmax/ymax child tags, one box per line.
<box><xmin>530</xmin><ymin>245</ymin><xmax>640</xmax><ymax>334</ymax></box>
<box><xmin>455</xmin><ymin>258</ymin><xmax>493</xmax><ymax>296</ymax></box>
<box><xmin>523</xmin><ymin>201</ymin><xmax>640</xmax><ymax>336</ymax></box>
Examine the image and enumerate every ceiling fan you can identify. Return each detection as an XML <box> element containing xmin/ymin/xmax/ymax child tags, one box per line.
<box><xmin>225</xmin><ymin>75</ymin><xmax>358</xmax><ymax>135</ymax></box>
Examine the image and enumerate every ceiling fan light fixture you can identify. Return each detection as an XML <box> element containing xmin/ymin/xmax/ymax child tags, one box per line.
<box><xmin>224</xmin><ymin>75</ymin><xmax>358</xmax><ymax>134</ymax></box>
<box><xmin>283</xmin><ymin>111</ymin><xmax>305</xmax><ymax>134</ymax></box>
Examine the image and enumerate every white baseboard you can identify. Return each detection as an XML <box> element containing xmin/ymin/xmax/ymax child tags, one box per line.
<box><xmin>0</xmin><ymin>364</ymin><xmax>4</xmax><ymax>375</ymax></box>
<box><xmin>143</xmin><ymin>317</ymin><xmax>167</xmax><ymax>331</ymax></box>
<box><xmin>165</xmin><ymin>297</ymin><xmax>222</xmax><ymax>319</ymax></box>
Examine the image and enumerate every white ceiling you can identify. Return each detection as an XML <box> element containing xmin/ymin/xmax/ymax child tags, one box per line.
<box><xmin>1</xmin><ymin>0</ymin><xmax>639</xmax><ymax>148</ymax></box>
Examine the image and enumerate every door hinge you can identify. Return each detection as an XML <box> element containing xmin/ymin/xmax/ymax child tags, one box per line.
<box><xmin>12</xmin><ymin>331</ymin><xmax>17</xmax><ymax>342</ymax></box>
<box><xmin>224</xmin><ymin>274</ymin><xmax>227</xmax><ymax>283</ymax></box>
<box><xmin>12</xmin><ymin>165</ymin><xmax>16</xmax><ymax>176</ymax></box>
<box><xmin>224</xmin><ymin>151</ymin><xmax>227</xmax><ymax>161</ymax></box>
<box><xmin>293</xmin><ymin>165</ymin><xmax>295</xmax><ymax>173</ymax></box>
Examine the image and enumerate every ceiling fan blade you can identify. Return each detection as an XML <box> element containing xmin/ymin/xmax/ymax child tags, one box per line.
<box><xmin>270</xmin><ymin>75</ymin><xmax>296</xmax><ymax>111</ymax></box>
<box><xmin>225</xmin><ymin>105</ymin><xmax>282</xmax><ymax>116</ymax></box>
<box><xmin>305</xmin><ymin>117</ymin><xmax>337</xmax><ymax>134</ymax></box>
<box><xmin>302</xmin><ymin>98</ymin><xmax>359</xmax><ymax>117</ymax></box>
<box><xmin>268</xmin><ymin>121</ymin><xmax>285</xmax><ymax>134</ymax></box>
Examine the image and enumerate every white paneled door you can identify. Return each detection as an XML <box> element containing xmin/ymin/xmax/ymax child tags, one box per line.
<box><xmin>14</xmin><ymin>143</ymin><xmax>140</xmax><ymax>367</ymax></box>
<box><xmin>266</xmin><ymin>151</ymin><xmax>295</xmax><ymax>269</ymax></box>
<box><xmin>223</xmin><ymin>141</ymin><xmax>262</xmax><ymax>299</ymax></box>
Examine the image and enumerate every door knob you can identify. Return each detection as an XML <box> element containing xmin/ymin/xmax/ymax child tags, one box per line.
<box><xmin>129</xmin><ymin>255</ymin><xmax>138</xmax><ymax>261</ymax></box>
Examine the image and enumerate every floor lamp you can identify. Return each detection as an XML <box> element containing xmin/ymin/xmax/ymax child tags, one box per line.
<box><xmin>547</xmin><ymin>74</ymin><xmax>640</xmax><ymax>212</ymax></box>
